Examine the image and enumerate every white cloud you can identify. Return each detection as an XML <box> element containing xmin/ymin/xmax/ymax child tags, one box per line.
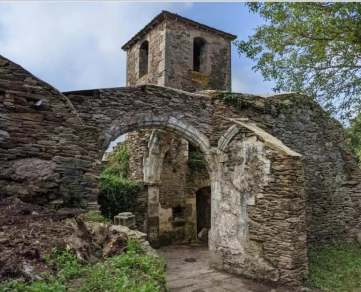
<box><xmin>231</xmin><ymin>65</ymin><xmax>274</xmax><ymax>94</ymax></box>
<box><xmin>0</xmin><ymin>2</ymin><xmax>193</xmax><ymax>91</ymax></box>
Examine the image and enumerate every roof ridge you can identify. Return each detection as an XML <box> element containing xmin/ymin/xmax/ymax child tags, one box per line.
<box><xmin>121</xmin><ymin>10</ymin><xmax>237</xmax><ymax>51</ymax></box>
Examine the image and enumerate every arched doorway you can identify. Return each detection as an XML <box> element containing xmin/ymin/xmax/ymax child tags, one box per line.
<box><xmin>196</xmin><ymin>186</ymin><xmax>211</xmax><ymax>243</ymax></box>
<box><xmin>100</xmin><ymin>115</ymin><xmax>214</xmax><ymax>248</ymax></box>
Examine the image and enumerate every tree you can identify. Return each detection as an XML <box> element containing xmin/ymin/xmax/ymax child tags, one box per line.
<box><xmin>347</xmin><ymin>113</ymin><xmax>361</xmax><ymax>168</ymax></box>
<box><xmin>236</xmin><ymin>2</ymin><xmax>361</xmax><ymax>119</ymax></box>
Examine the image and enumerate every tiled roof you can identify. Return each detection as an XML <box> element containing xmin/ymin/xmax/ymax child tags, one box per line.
<box><xmin>121</xmin><ymin>10</ymin><xmax>237</xmax><ymax>51</ymax></box>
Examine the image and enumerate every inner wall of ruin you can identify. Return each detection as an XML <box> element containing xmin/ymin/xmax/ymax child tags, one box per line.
<box><xmin>211</xmin><ymin>122</ymin><xmax>307</xmax><ymax>285</ymax></box>
<box><xmin>123</xmin><ymin>128</ymin><xmax>210</xmax><ymax>245</ymax></box>
<box><xmin>2</xmin><ymin>54</ymin><xmax>361</xmax><ymax>284</ymax></box>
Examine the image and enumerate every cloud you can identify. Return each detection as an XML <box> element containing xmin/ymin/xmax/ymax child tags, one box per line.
<box><xmin>0</xmin><ymin>2</ymin><xmax>193</xmax><ymax>91</ymax></box>
<box><xmin>232</xmin><ymin>65</ymin><xmax>275</xmax><ymax>94</ymax></box>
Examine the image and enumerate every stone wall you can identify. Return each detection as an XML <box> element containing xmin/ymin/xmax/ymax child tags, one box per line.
<box><xmin>122</xmin><ymin>128</ymin><xmax>211</xmax><ymax>245</ymax></box>
<box><xmin>63</xmin><ymin>85</ymin><xmax>361</xmax><ymax>252</ymax></box>
<box><xmin>0</xmin><ymin>55</ymin><xmax>100</xmax><ymax>206</ymax></box>
<box><xmin>125</xmin><ymin>18</ymin><xmax>232</xmax><ymax>92</ymax></box>
<box><xmin>211</xmin><ymin>121</ymin><xmax>307</xmax><ymax>285</ymax></box>
<box><xmin>126</xmin><ymin>22</ymin><xmax>166</xmax><ymax>87</ymax></box>
<box><xmin>163</xmin><ymin>19</ymin><xmax>232</xmax><ymax>92</ymax></box>
<box><xmin>124</xmin><ymin>129</ymin><xmax>151</xmax><ymax>180</ymax></box>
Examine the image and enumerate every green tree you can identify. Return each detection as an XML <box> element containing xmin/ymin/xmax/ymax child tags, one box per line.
<box><xmin>236</xmin><ymin>2</ymin><xmax>361</xmax><ymax>119</ymax></box>
<box><xmin>347</xmin><ymin>113</ymin><xmax>361</xmax><ymax>168</ymax></box>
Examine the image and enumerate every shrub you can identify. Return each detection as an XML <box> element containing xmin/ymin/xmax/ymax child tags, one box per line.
<box><xmin>188</xmin><ymin>150</ymin><xmax>206</xmax><ymax>170</ymax></box>
<box><xmin>98</xmin><ymin>174</ymin><xmax>143</xmax><ymax>220</ymax></box>
<box><xmin>103</xmin><ymin>144</ymin><xmax>130</xmax><ymax>178</ymax></box>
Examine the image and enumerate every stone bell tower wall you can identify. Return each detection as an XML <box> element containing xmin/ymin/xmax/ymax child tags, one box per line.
<box><xmin>163</xmin><ymin>19</ymin><xmax>232</xmax><ymax>92</ymax></box>
<box><xmin>124</xmin><ymin>13</ymin><xmax>234</xmax><ymax>92</ymax></box>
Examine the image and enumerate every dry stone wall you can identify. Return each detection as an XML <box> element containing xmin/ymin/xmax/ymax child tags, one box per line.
<box><xmin>0</xmin><ymin>55</ymin><xmax>100</xmax><ymax>206</ymax></box>
<box><xmin>126</xmin><ymin>22</ymin><xmax>166</xmax><ymax>87</ymax></box>
<box><xmin>125</xmin><ymin>18</ymin><xmax>232</xmax><ymax>92</ymax></box>
<box><xmin>163</xmin><ymin>19</ymin><xmax>232</xmax><ymax>92</ymax></box>
<box><xmin>211</xmin><ymin>121</ymin><xmax>307</xmax><ymax>285</ymax></box>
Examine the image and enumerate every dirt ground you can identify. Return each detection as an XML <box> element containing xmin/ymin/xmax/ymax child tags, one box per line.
<box><xmin>0</xmin><ymin>197</ymin><xmax>80</xmax><ymax>280</ymax></box>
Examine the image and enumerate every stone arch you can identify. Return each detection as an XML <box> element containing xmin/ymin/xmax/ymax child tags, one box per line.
<box><xmin>102</xmin><ymin>114</ymin><xmax>213</xmax><ymax>168</ymax></box>
<box><xmin>100</xmin><ymin>114</ymin><xmax>215</xmax><ymax>247</ymax></box>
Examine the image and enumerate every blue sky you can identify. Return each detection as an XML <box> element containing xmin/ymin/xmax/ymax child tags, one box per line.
<box><xmin>0</xmin><ymin>2</ymin><xmax>275</xmax><ymax>94</ymax></box>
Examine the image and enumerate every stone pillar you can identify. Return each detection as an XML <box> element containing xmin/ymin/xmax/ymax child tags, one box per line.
<box><xmin>143</xmin><ymin>129</ymin><xmax>173</xmax><ymax>248</ymax></box>
<box><xmin>147</xmin><ymin>185</ymin><xmax>161</xmax><ymax>248</ymax></box>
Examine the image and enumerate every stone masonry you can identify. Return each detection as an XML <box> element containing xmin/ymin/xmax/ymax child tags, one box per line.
<box><xmin>1</xmin><ymin>10</ymin><xmax>361</xmax><ymax>286</ymax></box>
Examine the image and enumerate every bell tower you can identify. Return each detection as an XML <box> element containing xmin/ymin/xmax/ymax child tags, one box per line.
<box><xmin>122</xmin><ymin>11</ymin><xmax>237</xmax><ymax>92</ymax></box>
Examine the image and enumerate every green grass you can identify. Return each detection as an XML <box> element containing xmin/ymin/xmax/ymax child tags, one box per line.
<box><xmin>86</xmin><ymin>210</ymin><xmax>112</xmax><ymax>225</ymax></box>
<box><xmin>308</xmin><ymin>243</ymin><xmax>361</xmax><ymax>292</ymax></box>
<box><xmin>0</xmin><ymin>240</ymin><xmax>168</xmax><ymax>292</ymax></box>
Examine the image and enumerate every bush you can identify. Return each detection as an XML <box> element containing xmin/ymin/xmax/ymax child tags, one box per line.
<box><xmin>188</xmin><ymin>150</ymin><xmax>206</xmax><ymax>170</ymax></box>
<box><xmin>103</xmin><ymin>144</ymin><xmax>130</xmax><ymax>178</ymax></box>
<box><xmin>98</xmin><ymin>174</ymin><xmax>143</xmax><ymax>220</ymax></box>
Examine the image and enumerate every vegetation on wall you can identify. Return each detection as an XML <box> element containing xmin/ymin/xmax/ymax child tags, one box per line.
<box><xmin>188</xmin><ymin>148</ymin><xmax>207</xmax><ymax>170</ymax></box>
<box><xmin>236</xmin><ymin>2</ymin><xmax>361</xmax><ymax>120</ymax></box>
<box><xmin>99</xmin><ymin>144</ymin><xmax>143</xmax><ymax>220</ymax></box>
<box><xmin>347</xmin><ymin>112</ymin><xmax>361</xmax><ymax>168</ymax></box>
<box><xmin>213</xmin><ymin>90</ymin><xmax>243</xmax><ymax>109</ymax></box>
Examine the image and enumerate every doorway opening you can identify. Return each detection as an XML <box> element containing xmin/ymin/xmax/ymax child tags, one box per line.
<box><xmin>196</xmin><ymin>186</ymin><xmax>211</xmax><ymax>243</ymax></box>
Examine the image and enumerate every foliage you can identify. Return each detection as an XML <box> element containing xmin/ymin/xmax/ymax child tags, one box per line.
<box><xmin>236</xmin><ymin>2</ymin><xmax>361</xmax><ymax>120</ymax></box>
<box><xmin>188</xmin><ymin>150</ymin><xmax>206</xmax><ymax>170</ymax></box>
<box><xmin>0</xmin><ymin>240</ymin><xmax>168</xmax><ymax>292</ymax></box>
<box><xmin>63</xmin><ymin>187</ymin><xmax>84</xmax><ymax>209</ymax></box>
<box><xmin>103</xmin><ymin>144</ymin><xmax>130</xmax><ymax>178</ymax></box>
<box><xmin>99</xmin><ymin>144</ymin><xmax>143</xmax><ymax>220</ymax></box>
<box><xmin>87</xmin><ymin>210</ymin><xmax>112</xmax><ymax>225</ymax></box>
<box><xmin>307</xmin><ymin>243</ymin><xmax>361</xmax><ymax>291</ymax></box>
<box><xmin>347</xmin><ymin>112</ymin><xmax>361</xmax><ymax>168</ymax></box>
<box><xmin>213</xmin><ymin>90</ymin><xmax>243</xmax><ymax>108</ymax></box>
<box><xmin>98</xmin><ymin>174</ymin><xmax>143</xmax><ymax>220</ymax></box>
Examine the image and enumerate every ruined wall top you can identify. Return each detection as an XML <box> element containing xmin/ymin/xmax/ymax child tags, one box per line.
<box><xmin>123</xmin><ymin>11</ymin><xmax>237</xmax><ymax>92</ymax></box>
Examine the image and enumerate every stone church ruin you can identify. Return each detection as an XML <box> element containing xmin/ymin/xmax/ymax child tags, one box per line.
<box><xmin>1</xmin><ymin>10</ymin><xmax>361</xmax><ymax>286</ymax></box>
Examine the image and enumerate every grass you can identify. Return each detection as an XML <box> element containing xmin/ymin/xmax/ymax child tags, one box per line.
<box><xmin>307</xmin><ymin>243</ymin><xmax>361</xmax><ymax>292</ymax></box>
<box><xmin>0</xmin><ymin>240</ymin><xmax>168</xmax><ymax>292</ymax></box>
<box><xmin>86</xmin><ymin>210</ymin><xmax>112</xmax><ymax>225</ymax></box>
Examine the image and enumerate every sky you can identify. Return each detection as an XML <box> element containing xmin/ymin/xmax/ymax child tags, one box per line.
<box><xmin>0</xmin><ymin>2</ymin><xmax>275</xmax><ymax>152</ymax></box>
<box><xmin>0</xmin><ymin>1</ymin><xmax>275</xmax><ymax>93</ymax></box>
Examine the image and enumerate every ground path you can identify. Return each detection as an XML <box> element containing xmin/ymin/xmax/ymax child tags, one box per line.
<box><xmin>159</xmin><ymin>244</ymin><xmax>289</xmax><ymax>292</ymax></box>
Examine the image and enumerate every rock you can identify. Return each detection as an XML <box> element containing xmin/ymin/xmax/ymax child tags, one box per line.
<box><xmin>6</xmin><ymin>158</ymin><xmax>56</xmax><ymax>182</ymax></box>
<box><xmin>31</xmin><ymin>211</ymin><xmax>39</xmax><ymax>216</ymax></box>
<box><xmin>0</xmin><ymin>130</ymin><xmax>10</xmax><ymax>141</ymax></box>
<box><xmin>0</xmin><ymin>237</ymin><xmax>10</xmax><ymax>244</ymax></box>
<box><xmin>197</xmin><ymin>227</ymin><xmax>209</xmax><ymax>242</ymax></box>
